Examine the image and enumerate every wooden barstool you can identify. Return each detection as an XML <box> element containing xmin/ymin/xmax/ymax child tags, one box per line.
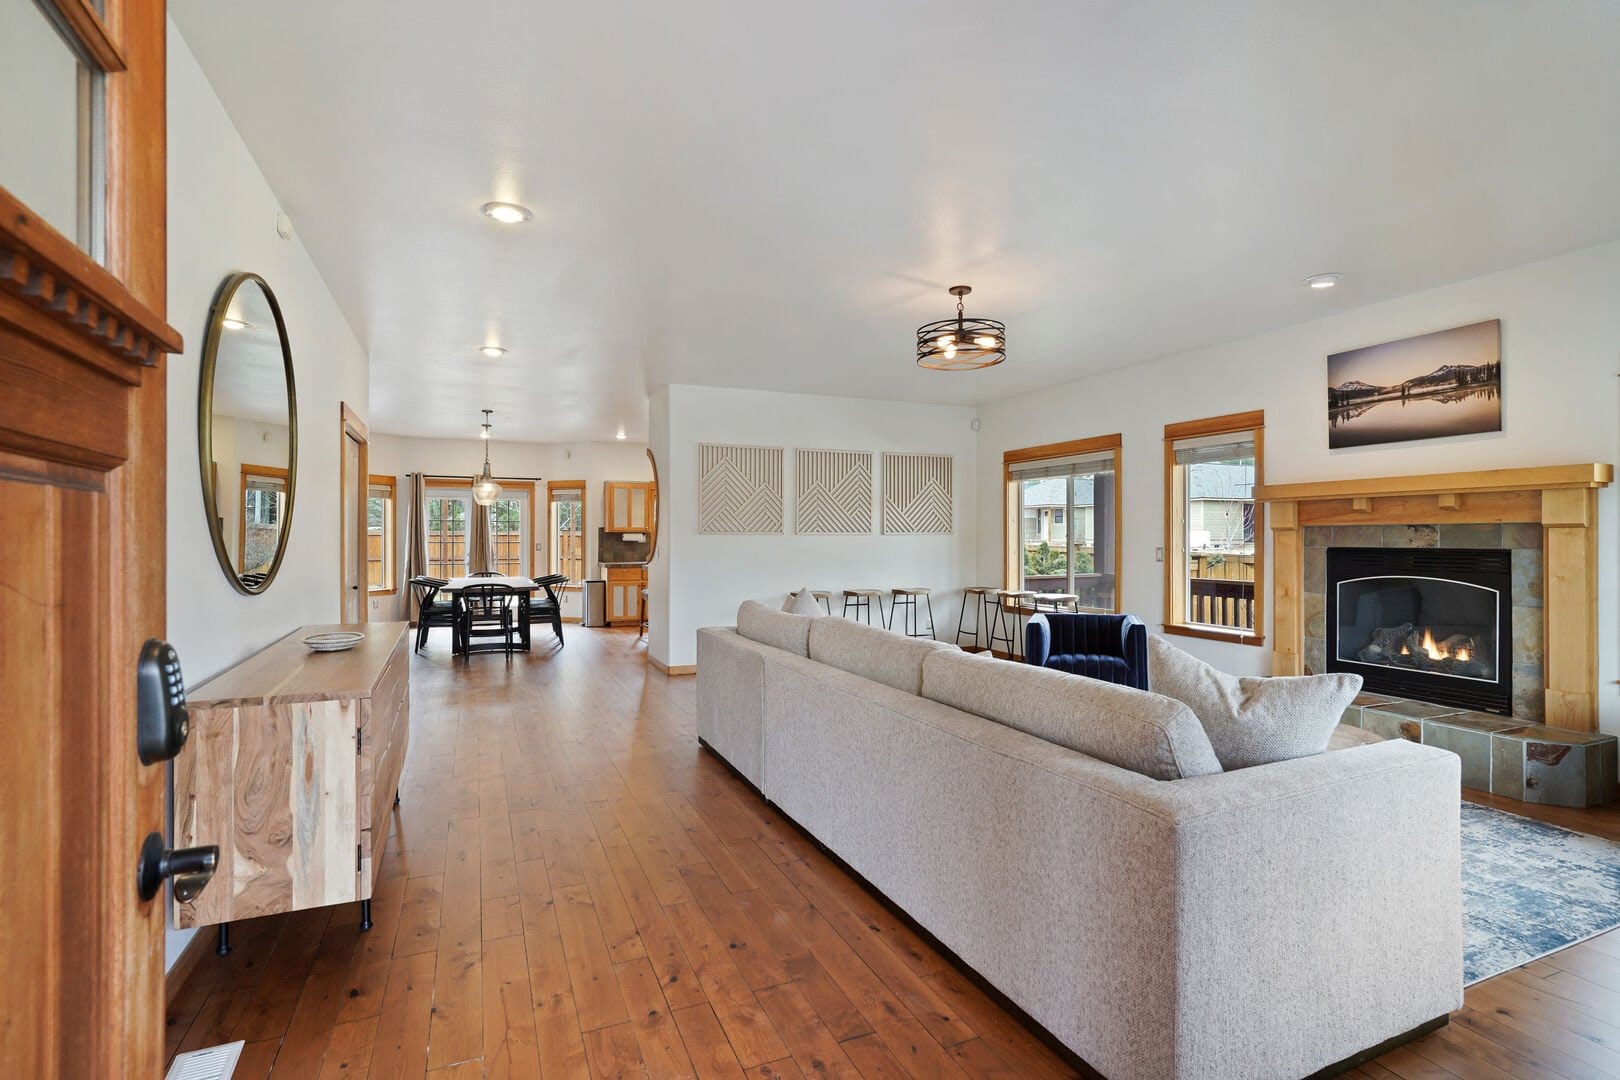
<box><xmin>842</xmin><ymin>589</ymin><xmax>886</xmax><ymax>626</ymax></box>
<box><xmin>956</xmin><ymin>586</ymin><xmax>996</xmax><ymax>649</ymax></box>
<box><xmin>638</xmin><ymin>588</ymin><xmax>648</xmax><ymax>638</ymax></box>
<box><xmin>889</xmin><ymin>588</ymin><xmax>936</xmax><ymax>639</ymax></box>
<box><xmin>989</xmin><ymin>590</ymin><xmax>1034</xmax><ymax>657</ymax></box>
<box><xmin>1032</xmin><ymin>592</ymin><xmax>1079</xmax><ymax>614</ymax></box>
<box><xmin>810</xmin><ymin>590</ymin><xmax>834</xmax><ymax>615</ymax></box>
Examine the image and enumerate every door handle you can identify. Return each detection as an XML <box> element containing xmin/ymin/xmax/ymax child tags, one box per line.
<box><xmin>137</xmin><ymin>832</ymin><xmax>218</xmax><ymax>903</ymax></box>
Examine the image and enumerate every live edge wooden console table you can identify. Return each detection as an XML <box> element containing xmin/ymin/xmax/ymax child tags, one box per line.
<box><xmin>172</xmin><ymin>623</ymin><xmax>410</xmax><ymax>949</ymax></box>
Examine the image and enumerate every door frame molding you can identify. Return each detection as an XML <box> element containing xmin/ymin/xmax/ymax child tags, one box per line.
<box><xmin>340</xmin><ymin>402</ymin><xmax>369</xmax><ymax>623</ymax></box>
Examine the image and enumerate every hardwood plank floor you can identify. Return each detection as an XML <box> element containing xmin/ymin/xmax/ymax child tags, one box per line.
<box><xmin>165</xmin><ymin>626</ymin><xmax>1620</xmax><ymax>1078</ymax></box>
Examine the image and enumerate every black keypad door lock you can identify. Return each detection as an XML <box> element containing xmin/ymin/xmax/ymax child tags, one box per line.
<box><xmin>137</xmin><ymin>638</ymin><xmax>189</xmax><ymax>765</ymax></box>
<box><xmin>136</xmin><ymin>832</ymin><xmax>218</xmax><ymax>903</ymax></box>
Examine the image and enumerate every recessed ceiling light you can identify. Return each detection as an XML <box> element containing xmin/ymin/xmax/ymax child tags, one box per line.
<box><xmin>615</xmin><ymin>428</ymin><xmax>626</xmax><ymax>441</ymax></box>
<box><xmin>481</xmin><ymin>201</ymin><xmax>533</xmax><ymax>224</ymax></box>
<box><xmin>479</xmin><ymin>345</ymin><xmax>507</xmax><ymax>358</ymax></box>
<box><xmin>221</xmin><ymin>316</ymin><xmax>251</xmax><ymax>330</ymax></box>
<box><xmin>1305</xmin><ymin>273</ymin><xmax>1342</xmax><ymax>290</ymax></box>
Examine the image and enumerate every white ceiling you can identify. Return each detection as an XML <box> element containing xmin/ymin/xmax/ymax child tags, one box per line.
<box><xmin>171</xmin><ymin>1</ymin><xmax>1620</xmax><ymax>443</ymax></box>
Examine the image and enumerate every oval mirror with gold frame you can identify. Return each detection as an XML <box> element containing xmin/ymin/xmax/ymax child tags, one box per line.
<box><xmin>198</xmin><ymin>272</ymin><xmax>298</xmax><ymax>595</ymax></box>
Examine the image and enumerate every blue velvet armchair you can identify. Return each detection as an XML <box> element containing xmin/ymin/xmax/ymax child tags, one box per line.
<box><xmin>1024</xmin><ymin>611</ymin><xmax>1149</xmax><ymax>690</ymax></box>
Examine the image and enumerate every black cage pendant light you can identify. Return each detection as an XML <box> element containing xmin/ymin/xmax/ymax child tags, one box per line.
<box><xmin>916</xmin><ymin>285</ymin><xmax>1005</xmax><ymax>371</ymax></box>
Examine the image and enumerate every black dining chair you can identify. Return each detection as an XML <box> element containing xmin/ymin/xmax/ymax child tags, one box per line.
<box><xmin>456</xmin><ymin>582</ymin><xmax>518</xmax><ymax>657</ymax></box>
<box><xmin>409</xmin><ymin>576</ymin><xmax>454</xmax><ymax>653</ymax></box>
<box><xmin>527</xmin><ymin>573</ymin><xmax>568</xmax><ymax>648</ymax></box>
<box><xmin>469</xmin><ymin>570</ymin><xmax>502</xmax><ymax>578</ymax></box>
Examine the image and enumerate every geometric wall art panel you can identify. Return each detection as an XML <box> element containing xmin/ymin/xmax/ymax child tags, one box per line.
<box><xmin>795</xmin><ymin>449</ymin><xmax>873</xmax><ymax>534</ymax></box>
<box><xmin>698</xmin><ymin>443</ymin><xmax>784</xmax><ymax>533</ymax></box>
<box><xmin>881</xmin><ymin>452</ymin><xmax>953</xmax><ymax>534</ymax></box>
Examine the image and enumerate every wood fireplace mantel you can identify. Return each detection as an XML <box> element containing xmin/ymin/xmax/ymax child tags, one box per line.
<box><xmin>1254</xmin><ymin>463</ymin><xmax>1612</xmax><ymax>732</ymax></box>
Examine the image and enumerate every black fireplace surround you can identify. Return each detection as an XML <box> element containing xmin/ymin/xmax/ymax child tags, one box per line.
<box><xmin>1326</xmin><ymin>547</ymin><xmax>1513</xmax><ymax>715</ymax></box>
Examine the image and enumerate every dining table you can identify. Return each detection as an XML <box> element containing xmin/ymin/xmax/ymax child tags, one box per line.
<box><xmin>436</xmin><ymin>575</ymin><xmax>561</xmax><ymax>654</ymax></box>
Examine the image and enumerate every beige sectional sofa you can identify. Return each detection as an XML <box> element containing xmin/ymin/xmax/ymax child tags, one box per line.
<box><xmin>697</xmin><ymin>602</ymin><xmax>1463</xmax><ymax>1080</ymax></box>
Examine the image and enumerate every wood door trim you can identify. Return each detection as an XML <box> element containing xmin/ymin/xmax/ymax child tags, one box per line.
<box><xmin>341</xmin><ymin>404</ymin><xmax>369</xmax><ymax>623</ymax></box>
<box><xmin>0</xmin><ymin>187</ymin><xmax>180</xmax><ymax>369</ymax></box>
<box><xmin>340</xmin><ymin>401</ymin><xmax>369</xmax><ymax>441</ymax></box>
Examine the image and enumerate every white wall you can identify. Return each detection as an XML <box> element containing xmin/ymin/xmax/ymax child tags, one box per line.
<box><xmin>164</xmin><ymin>18</ymin><xmax>371</xmax><ymax>969</ymax></box>
<box><xmin>976</xmin><ymin>240</ymin><xmax>1620</xmax><ymax>735</ymax></box>
<box><xmin>367</xmin><ymin>434</ymin><xmax>652</xmax><ymax>622</ymax></box>
<box><xmin>651</xmin><ymin>384</ymin><xmax>980</xmax><ymax>670</ymax></box>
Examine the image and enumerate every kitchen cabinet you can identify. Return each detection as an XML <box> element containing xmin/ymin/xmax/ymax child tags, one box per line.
<box><xmin>604</xmin><ymin>480</ymin><xmax>653</xmax><ymax>532</ymax></box>
<box><xmin>607</xmin><ymin>564</ymin><xmax>648</xmax><ymax>626</ymax></box>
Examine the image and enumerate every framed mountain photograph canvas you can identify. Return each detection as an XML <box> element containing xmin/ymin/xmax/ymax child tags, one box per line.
<box><xmin>1327</xmin><ymin>319</ymin><xmax>1501</xmax><ymax>449</ymax></box>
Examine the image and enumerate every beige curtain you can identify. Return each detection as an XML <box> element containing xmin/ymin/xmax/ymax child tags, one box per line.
<box><xmin>406</xmin><ymin>473</ymin><xmax>429</xmax><ymax>621</ymax></box>
<box><xmin>468</xmin><ymin>497</ymin><xmax>494</xmax><ymax>574</ymax></box>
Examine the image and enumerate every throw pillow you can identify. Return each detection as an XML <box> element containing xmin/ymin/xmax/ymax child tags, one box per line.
<box><xmin>1147</xmin><ymin>635</ymin><xmax>1361</xmax><ymax>770</ymax></box>
<box><xmin>782</xmin><ymin>587</ymin><xmax>824</xmax><ymax>617</ymax></box>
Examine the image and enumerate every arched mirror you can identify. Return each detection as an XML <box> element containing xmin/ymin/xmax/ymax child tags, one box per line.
<box><xmin>198</xmin><ymin>272</ymin><xmax>298</xmax><ymax>594</ymax></box>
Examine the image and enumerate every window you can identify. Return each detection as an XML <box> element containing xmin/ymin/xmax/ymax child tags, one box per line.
<box><xmin>1164</xmin><ymin>410</ymin><xmax>1265</xmax><ymax>644</ymax></box>
<box><xmin>367</xmin><ymin>475</ymin><xmax>396</xmax><ymax>594</ymax></box>
<box><xmin>425</xmin><ymin>478</ymin><xmax>533</xmax><ymax>578</ymax></box>
<box><xmin>490</xmin><ymin>496</ymin><xmax>525</xmax><ymax>577</ymax></box>
<box><xmin>4</xmin><ymin>0</ymin><xmax>111</xmax><ymax>260</ymax></box>
<box><xmin>1003</xmin><ymin>435</ymin><xmax>1122</xmax><ymax>611</ymax></box>
<box><xmin>425</xmin><ymin>488</ymin><xmax>470</xmax><ymax>579</ymax></box>
<box><xmin>239</xmin><ymin>465</ymin><xmax>288</xmax><ymax>575</ymax></box>
<box><xmin>549</xmin><ymin>481</ymin><xmax>585</xmax><ymax>581</ymax></box>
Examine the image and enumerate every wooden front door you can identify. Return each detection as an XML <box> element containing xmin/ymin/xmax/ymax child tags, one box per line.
<box><xmin>0</xmin><ymin>2</ymin><xmax>180</xmax><ymax>1075</ymax></box>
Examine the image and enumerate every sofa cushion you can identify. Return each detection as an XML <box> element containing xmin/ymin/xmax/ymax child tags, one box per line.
<box><xmin>920</xmin><ymin>649</ymin><xmax>1223</xmax><ymax>780</ymax></box>
<box><xmin>736</xmin><ymin>599</ymin><xmax>814</xmax><ymax>657</ymax></box>
<box><xmin>1147</xmin><ymin>635</ymin><xmax>1362</xmax><ymax>770</ymax></box>
<box><xmin>807</xmin><ymin>616</ymin><xmax>955</xmax><ymax>695</ymax></box>
<box><xmin>782</xmin><ymin>587</ymin><xmax>824</xmax><ymax>616</ymax></box>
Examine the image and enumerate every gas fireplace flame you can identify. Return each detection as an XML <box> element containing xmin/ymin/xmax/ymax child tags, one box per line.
<box><xmin>1420</xmin><ymin>628</ymin><xmax>1445</xmax><ymax>662</ymax></box>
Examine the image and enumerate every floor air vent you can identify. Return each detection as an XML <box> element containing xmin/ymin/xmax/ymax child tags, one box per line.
<box><xmin>165</xmin><ymin>1041</ymin><xmax>245</xmax><ymax>1080</ymax></box>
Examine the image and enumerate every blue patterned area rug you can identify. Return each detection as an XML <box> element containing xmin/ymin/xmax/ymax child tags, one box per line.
<box><xmin>1462</xmin><ymin>802</ymin><xmax>1620</xmax><ymax>985</ymax></box>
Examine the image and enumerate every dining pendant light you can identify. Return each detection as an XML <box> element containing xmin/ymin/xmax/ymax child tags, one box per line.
<box><xmin>915</xmin><ymin>285</ymin><xmax>1005</xmax><ymax>371</ymax></box>
<box><xmin>472</xmin><ymin>409</ymin><xmax>503</xmax><ymax>506</ymax></box>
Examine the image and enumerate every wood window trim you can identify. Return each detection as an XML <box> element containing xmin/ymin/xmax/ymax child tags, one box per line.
<box><xmin>1001</xmin><ymin>433</ymin><xmax>1124</xmax><ymax>613</ymax></box>
<box><xmin>41</xmin><ymin>0</ymin><xmax>127</xmax><ymax>71</ymax></box>
<box><xmin>237</xmin><ymin>463</ymin><xmax>289</xmax><ymax>569</ymax></box>
<box><xmin>367</xmin><ymin>473</ymin><xmax>397</xmax><ymax>596</ymax></box>
<box><xmin>1163</xmin><ymin>410</ymin><xmax>1266</xmax><ymax>647</ymax></box>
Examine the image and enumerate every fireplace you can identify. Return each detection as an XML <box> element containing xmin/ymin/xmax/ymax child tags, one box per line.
<box><xmin>1326</xmin><ymin>547</ymin><xmax>1513</xmax><ymax>715</ymax></box>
